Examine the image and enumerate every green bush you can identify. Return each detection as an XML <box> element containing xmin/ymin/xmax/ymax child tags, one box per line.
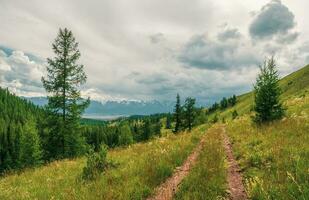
<box><xmin>118</xmin><ymin>123</ymin><xmax>134</xmax><ymax>146</ymax></box>
<box><xmin>82</xmin><ymin>145</ymin><xmax>108</xmax><ymax>180</ymax></box>
<box><xmin>232</xmin><ymin>110</ymin><xmax>238</xmax><ymax>119</ymax></box>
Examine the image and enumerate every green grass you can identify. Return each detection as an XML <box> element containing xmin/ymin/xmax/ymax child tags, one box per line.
<box><xmin>226</xmin><ymin>116</ymin><xmax>309</xmax><ymax>200</ymax></box>
<box><xmin>1</xmin><ymin>65</ymin><xmax>308</xmax><ymax>200</ymax></box>
<box><xmin>202</xmin><ymin>65</ymin><xmax>309</xmax><ymax>199</ymax></box>
<box><xmin>0</xmin><ymin>125</ymin><xmax>208</xmax><ymax>200</ymax></box>
<box><xmin>174</xmin><ymin>125</ymin><xmax>227</xmax><ymax>200</ymax></box>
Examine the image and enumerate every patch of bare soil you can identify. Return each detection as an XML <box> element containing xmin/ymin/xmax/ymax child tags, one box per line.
<box><xmin>222</xmin><ymin>127</ymin><xmax>248</xmax><ymax>200</ymax></box>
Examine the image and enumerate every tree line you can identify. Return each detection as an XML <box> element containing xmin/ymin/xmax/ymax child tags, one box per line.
<box><xmin>0</xmin><ymin>88</ymin><xmax>44</xmax><ymax>173</ymax></box>
<box><xmin>207</xmin><ymin>95</ymin><xmax>237</xmax><ymax>113</ymax></box>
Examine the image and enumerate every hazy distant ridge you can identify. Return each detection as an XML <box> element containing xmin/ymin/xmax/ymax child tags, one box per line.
<box><xmin>25</xmin><ymin>97</ymin><xmax>174</xmax><ymax>116</ymax></box>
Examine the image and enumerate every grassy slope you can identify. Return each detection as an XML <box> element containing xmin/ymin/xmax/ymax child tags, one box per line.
<box><xmin>210</xmin><ymin>64</ymin><xmax>309</xmax><ymax>121</ymax></box>
<box><xmin>174</xmin><ymin>65</ymin><xmax>309</xmax><ymax>199</ymax></box>
<box><xmin>224</xmin><ymin>65</ymin><xmax>309</xmax><ymax>199</ymax></box>
<box><xmin>1</xmin><ymin>65</ymin><xmax>308</xmax><ymax>200</ymax></box>
<box><xmin>0</xmin><ymin>125</ymin><xmax>208</xmax><ymax>200</ymax></box>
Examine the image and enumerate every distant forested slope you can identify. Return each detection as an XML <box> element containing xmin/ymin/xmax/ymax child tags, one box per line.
<box><xmin>0</xmin><ymin>87</ymin><xmax>44</xmax><ymax>173</ymax></box>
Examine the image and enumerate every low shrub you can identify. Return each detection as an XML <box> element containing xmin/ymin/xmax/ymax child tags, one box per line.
<box><xmin>82</xmin><ymin>145</ymin><xmax>109</xmax><ymax>180</ymax></box>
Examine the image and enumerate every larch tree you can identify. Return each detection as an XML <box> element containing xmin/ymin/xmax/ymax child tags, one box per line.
<box><xmin>42</xmin><ymin>28</ymin><xmax>90</xmax><ymax>159</ymax></box>
<box><xmin>253</xmin><ymin>57</ymin><xmax>284</xmax><ymax>123</ymax></box>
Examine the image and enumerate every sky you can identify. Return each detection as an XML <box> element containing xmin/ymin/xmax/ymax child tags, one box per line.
<box><xmin>0</xmin><ymin>0</ymin><xmax>309</xmax><ymax>104</ymax></box>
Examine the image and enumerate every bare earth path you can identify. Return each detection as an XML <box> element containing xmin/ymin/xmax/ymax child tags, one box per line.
<box><xmin>222</xmin><ymin>127</ymin><xmax>248</xmax><ymax>200</ymax></box>
<box><xmin>147</xmin><ymin>133</ymin><xmax>207</xmax><ymax>200</ymax></box>
<box><xmin>147</xmin><ymin>126</ymin><xmax>248</xmax><ymax>200</ymax></box>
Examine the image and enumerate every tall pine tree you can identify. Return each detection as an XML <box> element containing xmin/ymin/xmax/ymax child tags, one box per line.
<box><xmin>42</xmin><ymin>28</ymin><xmax>89</xmax><ymax>159</ymax></box>
<box><xmin>254</xmin><ymin>57</ymin><xmax>284</xmax><ymax>123</ymax></box>
<box><xmin>183</xmin><ymin>97</ymin><xmax>196</xmax><ymax>131</ymax></box>
<box><xmin>173</xmin><ymin>94</ymin><xmax>182</xmax><ymax>133</ymax></box>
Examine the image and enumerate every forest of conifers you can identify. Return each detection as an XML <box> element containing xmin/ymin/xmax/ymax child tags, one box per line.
<box><xmin>0</xmin><ymin>85</ymin><xmax>238</xmax><ymax>174</ymax></box>
<box><xmin>0</xmin><ymin>87</ymin><xmax>165</xmax><ymax>173</ymax></box>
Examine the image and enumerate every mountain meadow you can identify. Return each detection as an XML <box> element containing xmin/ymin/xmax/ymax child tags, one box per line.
<box><xmin>1</xmin><ymin>2</ymin><xmax>309</xmax><ymax>198</ymax></box>
<box><xmin>0</xmin><ymin>61</ymin><xmax>308</xmax><ymax>199</ymax></box>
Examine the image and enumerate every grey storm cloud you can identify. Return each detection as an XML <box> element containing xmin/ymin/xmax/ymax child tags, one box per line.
<box><xmin>178</xmin><ymin>34</ymin><xmax>260</xmax><ymax>70</ymax></box>
<box><xmin>249</xmin><ymin>0</ymin><xmax>297</xmax><ymax>41</ymax></box>
<box><xmin>217</xmin><ymin>28</ymin><xmax>241</xmax><ymax>41</ymax></box>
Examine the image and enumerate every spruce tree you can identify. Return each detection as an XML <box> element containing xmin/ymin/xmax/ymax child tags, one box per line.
<box><xmin>19</xmin><ymin>119</ymin><xmax>43</xmax><ymax>167</ymax></box>
<box><xmin>118</xmin><ymin>123</ymin><xmax>133</xmax><ymax>146</ymax></box>
<box><xmin>142</xmin><ymin>119</ymin><xmax>151</xmax><ymax>140</ymax></box>
<box><xmin>42</xmin><ymin>28</ymin><xmax>90</xmax><ymax>158</ymax></box>
<box><xmin>154</xmin><ymin>118</ymin><xmax>162</xmax><ymax>135</ymax></box>
<box><xmin>173</xmin><ymin>94</ymin><xmax>182</xmax><ymax>133</ymax></box>
<box><xmin>220</xmin><ymin>97</ymin><xmax>228</xmax><ymax>109</ymax></box>
<box><xmin>183</xmin><ymin>97</ymin><xmax>196</xmax><ymax>131</ymax></box>
<box><xmin>254</xmin><ymin>57</ymin><xmax>284</xmax><ymax>123</ymax></box>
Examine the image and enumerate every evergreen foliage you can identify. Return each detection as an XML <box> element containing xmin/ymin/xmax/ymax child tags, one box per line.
<box><xmin>208</xmin><ymin>94</ymin><xmax>237</xmax><ymax>113</ymax></box>
<box><xmin>42</xmin><ymin>28</ymin><xmax>90</xmax><ymax>159</ymax></box>
<box><xmin>253</xmin><ymin>57</ymin><xmax>284</xmax><ymax>123</ymax></box>
<box><xmin>0</xmin><ymin>88</ymin><xmax>43</xmax><ymax>173</ymax></box>
<box><xmin>228</xmin><ymin>95</ymin><xmax>237</xmax><ymax>106</ymax></box>
<box><xmin>118</xmin><ymin>123</ymin><xmax>134</xmax><ymax>146</ymax></box>
<box><xmin>183</xmin><ymin>97</ymin><xmax>196</xmax><ymax>131</ymax></box>
<box><xmin>82</xmin><ymin>145</ymin><xmax>108</xmax><ymax>180</ymax></box>
<box><xmin>173</xmin><ymin>94</ymin><xmax>182</xmax><ymax>133</ymax></box>
<box><xmin>142</xmin><ymin>119</ymin><xmax>151</xmax><ymax>140</ymax></box>
<box><xmin>19</xmin><ymin>119</ymin><xmax>43</xmax><ymax>167</ymax></box>
<box><xmin>220</xmin><ymin>97</ymin><xmax>228</xmax><ymax>109</ymax></box>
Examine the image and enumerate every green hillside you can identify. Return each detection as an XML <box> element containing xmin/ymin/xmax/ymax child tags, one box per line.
<box><xmin>210</xmin><ymin>64</ymin><xmax>309</xmax><ymax>121</ymax></box>
<box><xmin>0</xmin><ymin>65</ymin><xmax>308</xmax><ymax>199</ymax></box>
<box><xmin>230</xmin><ymin>65</ymin><xmax>309</xmax><ymax>199</ymax></box>
<box><xmin>0</xmin><ymin>88</ymin><xmax>44</xmax><ymax>173</ymax></box>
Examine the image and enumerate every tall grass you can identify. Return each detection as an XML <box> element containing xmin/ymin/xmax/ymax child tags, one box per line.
<box><xmin>174</xmin><ymin>125</ymin><xmax>227</xmax><ymax>200</ymax></box>
<box><xmin>0</xmin><ymin>125</ymin><xmax>208</xmax><ymax>200</ymax></box>
<box><xmin>226</xmin><ymin>116</ymin><xmax>309</xmax><ymax>200</ymax></box>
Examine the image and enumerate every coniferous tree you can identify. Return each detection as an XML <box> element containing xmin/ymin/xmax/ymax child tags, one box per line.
<box><xmin>165</xmin><ymin>114</ymin><xmax>172</xmax><ymax>129</ymax></box>
<box><xmin>42</xmin><ymin>28</ymin><xmax>90</xmax><ymax>159</ymax></box>
<box><xmin>254</xmin><ymin>57</ymin><xmax>284</xmax><ymax>123</ymax></box>
<box><xmin>142</xmin><ymin>119</ymin><xmax>151</xmax><ymax>140</ymax></box>
<box><xmin>173</xmin><ymin>94</ymin><xmax>182</xmax><ymax>133</ymax></box>
<box><xmin>0</xmin><ymin>87</ymin><xmax>44</xmax><ymax>172</ymax></box>
<box><xmin>220</xmin><ymin>97</ymin><xmax>228</xmax><ymax>109</ymax></box>
<box><xmin>183</xmin><ymin>97</ymin><xmax>196</xmax><ymax>131</ymax></box>
<box><xmin>118</xmin><ymin>123</ymin><xmax>133</xmax><ymax>146</ymax></box>
<box><xmin>19</xmin><ymin>119</ymin><xmax>43</xmax><ymax>167</ymax></box>
<box><xmin>230</xmin><ymin>95</ymin><xmax>237</xmax><ymax>106</ymax></box>
<box><xmin>154</xmin><ymin>118</ymin><xmax>162</xmax><ymax>135</ymax></box>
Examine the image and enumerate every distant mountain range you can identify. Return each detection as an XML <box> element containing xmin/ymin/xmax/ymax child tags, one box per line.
<box><xmin>25</xmin><ymin>97</ymin><xmax>174</xmax><ymax>117</ymax></box>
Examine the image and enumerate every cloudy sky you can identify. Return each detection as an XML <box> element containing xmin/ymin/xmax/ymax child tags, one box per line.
<box><xmin>0</xmin><ymin>0</ymin><xmax>309</xmax><ymax>104</ymax></box>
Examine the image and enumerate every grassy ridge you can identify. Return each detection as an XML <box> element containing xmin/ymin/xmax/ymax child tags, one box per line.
<box><xmin>174</xmin><ymin>125</ymin><xmax>227</xmax><ymax>200</ymax></box>
<box><xmin>210</xmin><ymin>65</ymin><xmax>309</xmax><ymax>121</ymax></box>
<box><xmin>222</xmin><ymin>65</ymin><xmax>309</xmax><ymax>199</ymax></box>
<box><xmin>0</xmin><ymin>125</ymin><xmax>208</xmax><ymax>200</ymax></box>
<box><xmin>175</xmin><ymin>65</ymin><xmax>309</xmax><ymax>199</ymax></box>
